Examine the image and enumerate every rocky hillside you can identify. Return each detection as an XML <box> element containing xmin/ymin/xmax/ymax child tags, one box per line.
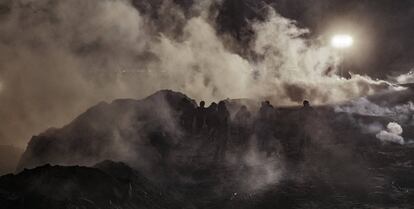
<box><xmin>17</xmin><ymin>90</ymin><xmax>196</xmax><ymax>175</ymax></box>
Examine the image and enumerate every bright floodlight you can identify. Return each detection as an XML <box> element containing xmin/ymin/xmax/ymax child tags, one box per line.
<box><xmin>331</xmin><ymin>34</ymin><xmax>354</xmax><ymax>48</ymax></box>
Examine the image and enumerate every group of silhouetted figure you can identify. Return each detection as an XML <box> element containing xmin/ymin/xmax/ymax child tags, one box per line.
<box><xmin>177</xmin><ymin>98</ymin><xmax>315</xmax><ymax>162</ymax></box>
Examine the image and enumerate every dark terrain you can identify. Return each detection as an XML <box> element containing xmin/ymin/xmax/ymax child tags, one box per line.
<box><xmin>2</xmin><ymin>89</ymin><xmax>414</xmax><ymax>208</ymax></box>
<box><xmin>0</xmin><ymin>161</ymin><xmax>185</xmax><ymax>209</ymax></box>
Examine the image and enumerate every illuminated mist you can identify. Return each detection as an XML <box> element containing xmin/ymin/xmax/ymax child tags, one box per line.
<box><xmin>0</xmin><ymin>0</ymin><xmax>395</xmax><ymax>147</ymax></box>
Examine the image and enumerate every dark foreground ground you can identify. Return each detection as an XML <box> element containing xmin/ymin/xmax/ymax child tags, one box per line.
<box><xmin>1</xmin><ymin>144</ymin><xmax>414</xmax><ymax>209</ymax></box>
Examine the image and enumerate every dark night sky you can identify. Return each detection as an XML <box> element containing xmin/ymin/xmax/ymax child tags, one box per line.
<box><xmin>277</xmin><ymin>0</ymin><xmax>414</xmax><ymax>78</ymax></box>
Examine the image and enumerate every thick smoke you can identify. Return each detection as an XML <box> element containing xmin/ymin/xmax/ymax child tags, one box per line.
<box><xmin>394</xmin><ymin>71</ymin><xmax>414</xmax><ymax>83</ymax></box>
<box><xmin>335</xmin><ymin>97</ymin><xmax>414</xmax><ymax>122</ymax></box>
<box><xmin>0</xmin><ymin>0</ymin><xmax>394</xmax><ymax>148</ymax></box>
<box><xmin>335</xmin><ymin>96</ymin><xmax>414</xmax><ymax>145</ymax></box>
<box><xmin>376</xmin><ymin>122</ymin><xmax>404</xmax><ymax>145</ymax></box>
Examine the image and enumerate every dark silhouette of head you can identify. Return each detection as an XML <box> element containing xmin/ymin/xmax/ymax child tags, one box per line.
<box><xmin>241</xmin><ymin>105</ymin><xmax>247</xmax><ymax>111</ymax></box>
<box><xmin>199</xmin><ymin>101</ymin><xmax>205</xmax><ymax>108</ymax></box>
<box><xmin>303</xmin><ymin>100</ymin><xmax>310</xmax><ymax>107</ymax></box>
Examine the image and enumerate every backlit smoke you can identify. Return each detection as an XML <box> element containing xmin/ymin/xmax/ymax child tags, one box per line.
<box><xmin>0</xmin><ymin>0</ymin><xmax>395</xmax><ymax>147</ymax></box>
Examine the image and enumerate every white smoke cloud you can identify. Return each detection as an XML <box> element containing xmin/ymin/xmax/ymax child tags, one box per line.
<box><xmin>335</xmin><ymin>97</ymin><xmax>413</xmax><ymax>145</ymax></box>
<box><xmin>376</xmin><ymin>122</ymin><xmax>404</xmax><ymax>145</ymax></box>
<box><xmin>393</xmin><ymin>70</ymin><xmax>414</xmax><ymax>84</ymax></box>
<box><xmin>148</xmin><ymin>17</ymin><xmax>254</xmax><ymax>100</ymax></box>
<box><xmin>335</xmin><ymin>97</ymin><xmax>414</xmax><ymax>123</ymax></box>
<box><xmin>335</xmin><ymin>97</ymin><xmax>395</xmax><ymax>116</ymax></box>
<box><xmin>386</xmin><ymin>122</ymin><xmax>403</xmax><ymax>135</ymax></box>
<box><xmin>0</xmin><ymin>0</ymin><xmax>397</xmax><ymax>147</ymax></box>
<box><xmin>249</xmin><ymin>10</ymin><xmax>392</xmax><ymax>104</ymax></box>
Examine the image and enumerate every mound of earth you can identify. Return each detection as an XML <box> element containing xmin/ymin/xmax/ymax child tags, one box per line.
<box><xmin>0</xmin><ymin>160</ymin><xmax>186</xmax><ymax>209</ymax></box>
<box><xmin>11</xmin><ymin>89</ymin><xmax>414</xmax><ymax>208</ymax></box>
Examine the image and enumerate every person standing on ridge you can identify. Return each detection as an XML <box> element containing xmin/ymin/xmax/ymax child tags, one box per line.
<box><xmin>256</xmin><ymin>101</ymin><xmax>276</xmax><ymax>156</ymax></box>
<box><xmin>214</xmin><ymin>101</ymin><xmax>230</xmax><ymax>161</ymax></box>
<box><xmin>194</xmin><ymin>101</ymin><xmax>207</xmax><ymax>134</ymax></box>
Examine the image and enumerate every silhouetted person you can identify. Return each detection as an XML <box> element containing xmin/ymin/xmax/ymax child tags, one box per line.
<box><xmin>197</xmin><ymin>102</ymin><xmax>219</xmax><ymax>155</ymax></box>
<box><xmin>217</xmin><ymin>101</ymin><xmax>230</xmax><ymax>132</ymax></box>
<box><xmin>284</xmin><ymin>100</ymin><xmax>314</xmax><ymax>164</ymax></box>
<box><xmin>300</xmin><ymin>99</ymin><xmax>315</xmax><ymax>146</ymax></box>
<box><xmin>178</xmin><ymin>98</ymin><xmax>195</xmax><ymax>132</ymax></box>
<box><xmin>233</xmin><ymin>105</ymin><xmax>252</xmax><ymax>155</ymax></box>
<box><xmin>194</xmin><ymin>101</ymin><xmax>207</xmax><ymax>133</ymax></box>
<box><xmin>234</xmin><ymin>105</ymin><xmax>251</xmax><ymax>129</ymax></box>
<box><xmin>259</xmin><ymin>101</ymin><xmax>275</xmax><ymax>121</ymax></box>
<box><xmin>300</xmin><ymin>100</ymin><xmax>315</xmax><ymax>129</ymax></box>
<box><xmin>256</xmin><ymin>101</ymin><xmax>276</xmax><ymax>156</ymax></box>
<box><xmin>206</xmin><ymin>102</ymin><xmax>219</xmax><ymax>134</ymax></box>
<box><xmin>214</xmin><ymin>101</ymin><xmax>230</xmax><ymax>161</ymax></box>
<box><xmin>302</xmin><ymin>100</ymin><xmax>313</xmax><ymax>111</ymax></box>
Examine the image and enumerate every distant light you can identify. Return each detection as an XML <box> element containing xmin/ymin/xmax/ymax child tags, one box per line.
<box><xmin>331</xmin><ymin>34</ymin><xmax>354</xmax><ymax>49</ymax></box>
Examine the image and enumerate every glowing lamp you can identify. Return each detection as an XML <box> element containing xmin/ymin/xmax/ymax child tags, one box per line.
<box><xmin>331</xmin><ymin>34</ymin><xmax>354</xmax><ymax>49</ymax></box>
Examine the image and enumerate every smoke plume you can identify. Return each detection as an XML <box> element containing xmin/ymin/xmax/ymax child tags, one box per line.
<box><xmin>376</xmin><ymin>122</ymin><xmax>404</xmax><ymax>145</ymax></box>
<box><xmin>0</xmin><ymin>0</ymin><xmax>395</xmax><ymax>147</ymax></box>
<box><xmin>335</xmin><ymin>96</ymin><xmax>414</xmax><ymax>145</ymax></box>
<box><xmin>335</xmin><ymin>97</ymin><xmax>414</xmax><ymax>122</ymax></box>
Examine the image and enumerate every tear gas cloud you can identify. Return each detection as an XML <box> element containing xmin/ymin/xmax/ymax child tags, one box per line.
<box><xmin>376</xmin><ymin>122</ymin><xmax>404</xmax><ymax>145</ymax></box>
<box><xmin>0</xmin><ymin>0</ymin><xmax>395</xmax><ymax>147</ymax></box>
<box><xmin>335</xmin><ymin>97</ymin><xmax>414</xmax><ymax>123</ymax></box>
<box><xmin>335</xmin><ymin>97</ymin><xmax>414</xmax><ymax>145</ymax></box>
